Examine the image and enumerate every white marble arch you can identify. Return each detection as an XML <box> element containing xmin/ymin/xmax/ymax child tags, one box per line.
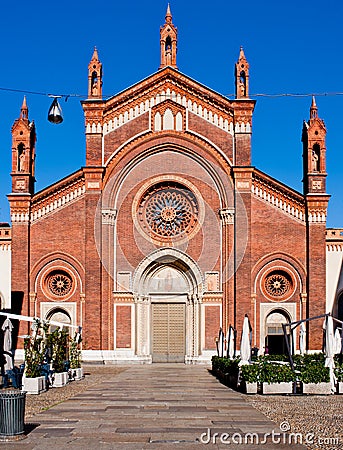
<box><xmin>132</xmin><ymin>248</ymin><xmax>204</xmax><ymax>363</ymax></box>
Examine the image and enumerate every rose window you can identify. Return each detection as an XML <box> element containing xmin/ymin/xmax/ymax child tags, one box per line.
<box><xmin>47</xmin><ymin>271</ymin><xmax>72</xmax><ymax>297</ymax></box>
<box><xmin>139</xmin><ymin>182</ymin><xmax>198</xmax><ymax>239</ymax></box>
<box><xmin>264</xmin><ymin>272</ymin><xmax>292</xmax><ymax>298</ymax></box>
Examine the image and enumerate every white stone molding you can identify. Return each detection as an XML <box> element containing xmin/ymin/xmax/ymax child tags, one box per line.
<box><xmin>135</xmin><ymin>296</ymin><xmax>150</xmax><ymax>357</ymax></box>
<box><xmin>101</xmin><ymin>208</ymin><xmax>117</xmax><ymax>225</ymax></box>
<box><xmin>308</xmin><ymin>211</ymin><xmax>327</xmax><ymax>223</ymax></box>
<box><xmin>11</xmin><ymin>212</ymin><xmax>30</xmax><ymax>223</ymax></box>
<box><xmin>219</xmin><ymin>208</ymin><xmax>235</xmax><ymax>225</ymax></box>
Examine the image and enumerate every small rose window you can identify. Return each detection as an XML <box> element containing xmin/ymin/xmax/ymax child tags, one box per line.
<box><xmin>47</xmin><ymin>271</ymin><xmax>73</xmax><ymax>297</ymax></box>
<box><xmin>139</xmin><ymin>182</ymin><xmax>199</xmax><ymax>240</ymax></box>
<box><xmin>264</xmin><ymin>271</ymin><xmax>293</xmax><ymax>298</ymax></box>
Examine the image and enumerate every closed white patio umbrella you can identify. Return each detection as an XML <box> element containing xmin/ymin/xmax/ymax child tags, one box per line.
<box><xmin>299</xmin><ymin>322</ymin><xmax>306</xmax><ymax>355</ymax></box>
<box><xmin>334</xmin><ymin>328</ymin><xmax>342</xmax><ymax>355</ymax></box>
<box><xmin>226</xmin><ymin>325</ymin><xmax>235</xmax><ymax>359</ymax></box>
<box><xmin>324</xmin><ymin>315</ymin><xmax>336</xmax><ymax>393</ymax></box>
<box><xmin>2</xmin><ymin>318</ymin><xmax>14</xmax><ymax>371</ymax></box>
<box><xmin>239</xmin><ymin>315</ymin><xmax>251</xmax><ymax>366</ymax></box>
<box><xmin>217</xmin><ymin>327</ymin><xmax>224</xmax><ymax>357</ymax></box>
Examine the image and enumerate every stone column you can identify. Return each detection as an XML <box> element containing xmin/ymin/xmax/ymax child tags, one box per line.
<box><xmin>135</xmin><ymin>296</ymin><xmax>150</xmax><ymax>357</ymax></box>
<box><xmin>101</xmin><ymin>208</ymin><xmax>117</xmax><ymax>350</ymax></box>
<box><xmin>193</xmin><ymin>294</ymin><xmax>201</xmax><ymax>358</ymax></box>
<box><xmin>186</xmin><ymin>294</ymin><xmax>193</xmax><ymax>358</ymax></box>
<box><xmin>219</xmin><ymin>208</ymin><xmax>235</xmax><ymax>335</ymax></box>
<box><xmin>251</xmin><ymin>293</ymin><xmax>257</xmax><ymax>347</ymax></box>
<box><xmin>29</xmin><ymin>292</ymin><xmax>37</xmax><ymax>317</ymax></box>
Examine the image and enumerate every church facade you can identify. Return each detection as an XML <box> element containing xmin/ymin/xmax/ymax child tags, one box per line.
<box><xmin>8</xmin><ymin>8</ymin><xmax>330</xmax><ymax>363</ymax></box>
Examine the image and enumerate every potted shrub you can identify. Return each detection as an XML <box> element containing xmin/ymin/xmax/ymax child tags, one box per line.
<box><xmin>260</xmin><ymin>360</ymin><xmax>295</xmax><ymax>394</ymax></box>
<box><xmin>22</xmin><ymin>320</ymin><xmax>47</xmax><ymax>394</ymax></box>
<box><xmin>211</xmin><ymin>356</ymin><xmax>239</xmax><ymax>388</ymax></box>
<box><xmin>69</xmin><ymin>336</ymin><xmax>83</xmax><ymax>381</ymax></box>
<box><xmin>296</xmin><ymin>353</ymin><xmax>331</xmax><ymax>394</ymax></box>
<box><xmin>240</xmin><ymin>363</ymin><xmax>260</xmax><ymax>394</ymax></box>
<box><xmin>47</xmin><ymin>329</ymin><xmax>69</xmax><ymax>387</ymax></box>
<box><xmin>334</xmin><ymin>354</ymin><xmax>343</xmax><ymax>393</ymax></box>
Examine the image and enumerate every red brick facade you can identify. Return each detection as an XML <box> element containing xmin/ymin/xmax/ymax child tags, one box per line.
<box><xmin>8</xmin><ymin>8</ymin><xmax>328</xmax><ymax>362</ymax></box>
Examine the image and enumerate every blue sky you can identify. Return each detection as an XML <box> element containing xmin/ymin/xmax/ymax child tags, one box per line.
<box><xmin>0</xmin><ymin>0</ymin><xmax>342</xmax><ymax>227</ymax></box>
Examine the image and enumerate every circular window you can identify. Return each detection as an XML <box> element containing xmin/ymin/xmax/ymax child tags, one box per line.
<box><xmin>47</xmin><ymin>271</ymin><xmax>73</xmax><ymax>297</ymax></box>
<box><xmin>264</xmin><ymin>270</ymin><xmax>293</xmax><ymax>300</ymax></box>
<box><xmin>139</xmin><ymin>182</ymin><xmax>199</xmax><ymax>241</ymax></box>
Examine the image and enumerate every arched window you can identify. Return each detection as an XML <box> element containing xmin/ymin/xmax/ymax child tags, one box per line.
<box><xmin>163</xmin><ymin>108</ymin><xmax>174</xmax><ymax>130</ymax></box>
<box><xmin>154</xmin><ymin>112</ymin><xmax>162</xmax><ymax>131</ymax></box>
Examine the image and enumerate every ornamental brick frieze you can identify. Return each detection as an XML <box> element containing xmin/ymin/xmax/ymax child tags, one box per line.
<box><xmin>306</xmin><ymin>196</ymin><xmax>330</xmax><ymax>224</ymax></box>
<box><xmin>202</xmin><ymin>293</ymin><xmax>223</xmax><ymax>303</ymax></box>
<box><xmin>10</xmin><ymin>210</ymin><xmax>30</xmax><ymax>223</ymax></box>
<box><xmin>327</xmin><ymin>242</ymin><xmax>343</xmax><ymax>252</ymax></box>
<box><xmin>113</xmin><ymin>293</ymin><xmax>134</xmax><ymax>303</ymax></box>
<box><xmin>307</xmin><ymin>209</ymin><xmax>327</xmax><ymax>223</ymax></box>
<box><xmin>252</xmin><ymin>171</ymin><xmax>305</xmax><ymax>222</ymax></box>
<box><xmin>8</xmin><ymin>200</ymin><xmax>30</xmax><ymax>223</ymax></box>
<box><xmin>31</xmin><ymin>177</ymin><xmax>86</xmax><ymax>223</ymax></box>
<box><xmin>88</xmin><ymin>72</ymin><xmax>239</xmax><ymax>137</ymax></box>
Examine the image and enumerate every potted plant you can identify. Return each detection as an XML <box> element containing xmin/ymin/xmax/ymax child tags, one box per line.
<box><xmin>69</xmin><ymin>335</ymin><xmax>83</xmax><ymax>381</ymax></box>
<box><xmin>240</xmin><ymin>363</ymin><xmax>260</xmax><ymax>394</ymax></box>
<box><xmin>22</xmin><ymin>319</ymin><xmax>47</xmax><ymax>394</ymax></box>
<box><xmin>260</xmin><ymin>360</ymin><xmax>295</xmax><ymax>394</ymax></box>
<box><xmin>47</xmin><ymin>329</ymin><xmax>69</xmax><ymax>387</ymax></box>
<box><xmin>211</xmin><ymin>356</ymin><xmax>239</xmax><ymax>388</ymax></box>
<box><xmin>296</xmin><ymin>353</ymin><xmax>331</xmax><ymax>394</ymax></box>
<box><xmin>334</xmin><ymin>354</ymin><xmax>343</xmax><ymax>393</ymax></box>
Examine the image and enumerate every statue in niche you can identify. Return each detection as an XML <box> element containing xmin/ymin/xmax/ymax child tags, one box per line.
<box><xmin>311</xmin><ymin>149</ymin><xmax>319</xmax><ymax>172</ymax></box>
<box><xmin>165</xmin><ymin>45</ymin><xmax>172</xmax><ymax>66</ymax></box>
<box><xmin>239</xmin><ymin>71</ymin><xmax>246</xmax><ymax>97</ymax></box>
<box><xmin>18</xmin><ymin>148</ymin><xmax>25</xmax><ymax>172</ymax></box>
<box><xmin>91</xmin><ymin>72</ymin><xmax>98</xmax><ymax>96</ymax></box>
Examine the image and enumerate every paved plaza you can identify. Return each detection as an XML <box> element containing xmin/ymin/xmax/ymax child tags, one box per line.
<box><xmin>3</xmin><ymin>365</ymin><xmax>306</xmax><ymax>449</ymax></box>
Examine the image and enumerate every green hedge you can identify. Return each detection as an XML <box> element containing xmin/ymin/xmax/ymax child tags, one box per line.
<box><xmin>211</xmin><ymin>356</ymin><xmax>239</xmax><ymax>376</ymax></box>
<box><xmin>213</xmin><ymin>353</ymin><xmax>330</xmax><ymax>384</ymax></box>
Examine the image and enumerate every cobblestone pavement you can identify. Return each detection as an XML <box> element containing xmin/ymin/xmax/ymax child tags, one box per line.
<box><xmin>246</xmin><ymin>393</ymin><xmax>343</xmax><ymax>450</ymax></box>
<box><xmin>0</xmin><ymin>364</ymin><xmax>306</xmax><ymax>449</ymax></box>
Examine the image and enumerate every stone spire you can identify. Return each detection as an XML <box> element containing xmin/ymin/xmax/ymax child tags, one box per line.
<box><xmin>235</xmin><ymin>46</ymin><xmax>250</xmax><ymax>99</ymax></box>
<box><xmin>159</xmin><ymin>4</ymin><xmax>178</xmax><ymax>70</ymax></box>
<box><xmin>20</xmin><ymin>96</ymin><xmax>28</xmax><ymax>121</ymax></box>
<box><xmin>88</xmin><ymin>47</ymin><xmax>103</xmax><ymax>99</ymax></box>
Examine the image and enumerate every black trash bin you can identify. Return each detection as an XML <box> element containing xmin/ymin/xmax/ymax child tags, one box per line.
<box><xmin>0</xmin><ymin>390</ymin><xmax>26</xmax><ymax>440</ymax></box>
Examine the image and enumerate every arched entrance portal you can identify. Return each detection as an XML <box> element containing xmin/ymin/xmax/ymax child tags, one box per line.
<box><xmin>133</xmin><ymin>248</ymin><xmax>203</xmax><ymax>363</ymax></box>
<box><xmin>150</xmin><ymin>266</ymin><xmax>188</xmax><ymax>362</ymax></box>
<box><xmin>265</xmin><ymin>310</ymin><xmax>291</xmax><ymax>355</ymax></box>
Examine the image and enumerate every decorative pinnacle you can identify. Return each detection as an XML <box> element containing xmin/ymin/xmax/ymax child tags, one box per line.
<box><xmin>310</xmin><ymin>96</ymin><xmax>318</xmax><ymax>118</ymax></box>
<box><xmin>20</xmin><ymin>96</ymin><xmax>28</xmax><ymax>119</ymax></box>
<box><xmin>91</xmin><ymin>46</ymin><xmax>99</xmax><ymax>61</ymax></box>
<box><xmin>166</xmin><ymin>3</ymin><xmax>172</xmax><ymax>23</ymax></box>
